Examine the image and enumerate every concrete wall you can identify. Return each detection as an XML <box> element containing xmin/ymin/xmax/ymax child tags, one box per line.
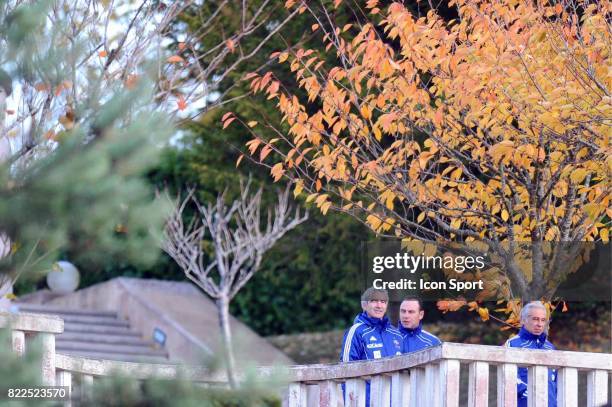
<box><xmin>45</xmin><ymin>277</ymin><xmax>293</xmax><ymax>365</ymax></box>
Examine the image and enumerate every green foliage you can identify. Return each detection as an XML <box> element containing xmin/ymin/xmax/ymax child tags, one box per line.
<box><xmin>1</xmin><ymin>91</ymin><xmax>172</xmax><ymax>271</ymax></box>
<box><xmin>0</xmin><ymin>1</ymin><xmax>173</xmax><ymax>284</ymax></box>
<box><xmin>90</xmin><ymin>373</ymin><xmax>280</xmax><ymax>407</ymax></box>
<box><xmin>0</xmin><ymin>329</ymin><xmax>44</xmax><ymax>407</ymax></box>
<box><xmin>0</xmin><ymin>328</ymin><xmax>281</xmax><ymax>406</ymax></box>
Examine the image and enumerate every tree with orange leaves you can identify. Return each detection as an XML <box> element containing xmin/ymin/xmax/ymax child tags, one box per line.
<box><xmin>227</xmin><ymin>0</ymin><xmax>610</xmax><ymax>306</ymax></box>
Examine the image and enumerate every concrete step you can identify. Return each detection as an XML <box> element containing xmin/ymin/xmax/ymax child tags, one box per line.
<box><xmin>17</xmin><ymin>302</ymin><xmax>171</xmax><ymax>364</ymax></box>
<box><xmin>60</xmin><ymin>351</ymin><xmax>170</xmax><ymax>364</ymax></box>
<box><xmin>15</xmin><ymin>303</ymin><xmax>117</xmax><ymax>318</ymax></box>
<box><xmin>63</xmin><ymin>322</ymin><xmax>141</xmax><ymax>336</ymax></box>
<box><xmin>65</xmin><ymin>314</ymin><xmax>127</xmax><ymax>326</ymax></box>
<box><xmin>55</xmin><ymin>314</ymin><xmax>129</xmax><ymax>327</ymax></box>
<box><xmin>56</xmin><ymin>341</ymin><xmax>167</xmax><ymax>357</ymax></box>
<box><xmin>15</xmin><ymin>304</ymin><xmax>128</xmax><ymax>326</ymax></box>
<box><xmin>19</xmin><ymin>307</ymin><xmax>129</xmax><ymax>327</ymax></box>
<box><xmin>57</xmin><ymin>332</ymin><xmax>152</xmax><ymax>346</ymax></box>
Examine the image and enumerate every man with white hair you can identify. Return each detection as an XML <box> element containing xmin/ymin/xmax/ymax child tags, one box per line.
<box><xmin>505</xmin><ymin>301</ymin><xmax>557</xmax><ymax>407</ymax></box>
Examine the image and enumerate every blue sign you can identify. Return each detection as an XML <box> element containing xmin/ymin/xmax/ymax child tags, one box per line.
<box><xmin>153</xmin><ymin>328</ymin><xmax>166</xmax><ymax>346</ymax></box>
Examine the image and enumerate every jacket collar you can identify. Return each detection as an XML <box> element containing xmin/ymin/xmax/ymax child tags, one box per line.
<box><xmin>354</xmin><ymin>312</ymin><xmax>390</xmax><ymax>329</ymax></box>
<box><xmin>518</xmin><ymin>326</ymin><xmax>547</xmax><ymax>344</ymax></box>
<box><xmin>398</xmin><ymin>322</ymin><xmax>422</xmax><ymax>336</ymax></box>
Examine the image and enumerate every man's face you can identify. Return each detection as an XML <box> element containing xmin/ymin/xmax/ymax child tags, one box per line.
<box><xmin>523</xmin><ymin>307</ymin><xmax>548</xmax><ymax>335</ymax></box>
<box><xmin>364</xmin><ymin>299</ymin><xmax>388</xmax><ymax>319</ymax></box>
<box><xmin>399</xmin><ymin>300</ymin><xmax>424</xmax><ymax>329</ymax></box>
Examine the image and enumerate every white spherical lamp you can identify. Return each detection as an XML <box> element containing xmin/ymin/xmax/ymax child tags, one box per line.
<box><xmin>47</xmin><ymin>261</ymin><xmax>80</xmax><ymax>294</ymax></box>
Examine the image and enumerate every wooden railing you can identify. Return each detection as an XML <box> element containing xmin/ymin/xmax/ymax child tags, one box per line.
<box><xmin>1</xmin><ymin>312</ymin><xmax>63</xmax><ymax>385</ymax></box>
<box><xmin>277</xmin><ymin>343</ymin><xmax>611</xmax><ymax>407</ymax></box>
<box><xmin>3</xmin><ymin>312</ymin><xmax>611</xmax><ymax>407</ymax></box>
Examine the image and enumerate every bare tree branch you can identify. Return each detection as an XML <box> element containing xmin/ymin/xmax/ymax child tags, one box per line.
<box><xmin>161</xmin><ymin>180</ymin><xmax>307</xmax><ymax>386</ymax></box>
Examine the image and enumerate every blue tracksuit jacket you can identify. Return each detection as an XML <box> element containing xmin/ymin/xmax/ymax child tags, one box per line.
<box><xmin>505</xmin><ymin>327</ymin><xmax>557</xmax><ymax>407</ymax></box>
<box><xmin>341</xmin><ymin>312</ymin><xmax>404</xmax><ymax>361</ymax></box>
<box><xmin>340</xmin><ymin>312</ymin><xmax>403</xmax><ymax>405</ymax></box>
<box><xmin>398</xmin><ymin>322</ymin><xmax>441</xmax><ymax>353</ymax></box>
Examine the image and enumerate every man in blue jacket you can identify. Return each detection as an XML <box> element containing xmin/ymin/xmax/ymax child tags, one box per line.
<box><xmin>505</xmin><ymin>301</ymin><xmax>557</xmax><ymax>407</ymax></box>
<box><xmin>398</xmin><ymin>298</ymin><xmax>441</xmax><ymax>352</ymax></box>
<box><xmin>340</xmin><ymin>288</ymin><xmax>403</xmax><ymax>405</ymax></box>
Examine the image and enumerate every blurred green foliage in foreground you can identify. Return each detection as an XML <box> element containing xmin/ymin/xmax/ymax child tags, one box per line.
<box><xmin>0</xmin><ymin>328</ymin><xmax>281</xmax><ymax>406</ymax></box>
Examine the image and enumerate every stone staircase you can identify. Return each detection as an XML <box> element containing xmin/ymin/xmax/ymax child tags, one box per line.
<box><xmin>16</xmin><ymin>303</ymin><xmax>168</xmax><ymax>363</ymax></box>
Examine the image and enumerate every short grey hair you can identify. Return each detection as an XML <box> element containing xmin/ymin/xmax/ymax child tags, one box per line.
<box><xmin>520</xmin><ymin>301</ymin><xmax>548</xmax><ymax>325</ymax></box>
<box><xmin>360</xmin><ymin>287</ymin><xmax>388</xmax><ymax>310</ymax></box>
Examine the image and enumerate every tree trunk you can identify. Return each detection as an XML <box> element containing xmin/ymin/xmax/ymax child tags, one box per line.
<box><xmin>0</xmin><ymin>234</ymin><xmax>13</xmax><ymax>312</ymax></box>
<box><xmin>216</xmin><ymin>296</ymin><xmax>237</xmax><ymax>388</ymax></box>
<box><xmin>0</xmin><ymin>279</ymin><xmax>12</xmax><ymax>312</ymax></box>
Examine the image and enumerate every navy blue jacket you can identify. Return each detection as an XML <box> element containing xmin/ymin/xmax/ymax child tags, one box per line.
<box><xmin>341</xmin><ymin>312</ymin><xmax>403</xmax><ymax>362</ymax></box>
<box><xmin>398</xmin><ymin>322</ymin><xmax>441</xmax><ymax>353</ymax></box>
<box><xmin>505</xmin><ymin>327</ymin><xmax>557</xmax><ymax>407</ymax></box>
<box><xmin>340</xmin><ymin>313</ymin><xmax>403</xmax><ymax>405</ymax></box>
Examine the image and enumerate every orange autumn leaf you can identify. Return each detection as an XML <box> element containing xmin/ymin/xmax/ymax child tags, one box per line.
<box><xmin>226</xmin><ymin>39</ymin><xmax>236</xmax><ymax>53</ymax></box>
<box><xmin>222</xmin><ymin>117</ymin><xmax>236</xmax><ymax>129</ymax></box>
<box><xmin>477</xmin><ymin>307</ymin><xmax>490</xmax><ymax>322</ymax></box>
<box><xmin>125</xmin><ymin>74</ymin><xmax>139</xmax><ymax>89</ymax></box>
<box><xmin>437</xmin><ymin>300</ymin><xmax>467</xmax><ymax>313</ymax></box>
<box><xmin>34</xmin><ymin>83</ymin><xmax>50</xmax><ymax>92</ymax></box>
<box><xmin>166</xmin><ymin>55</ymin><xmax>185</xmax><ymax>63</ymax></box>
<box><xmin>54</xmin><ymin>84</ymin><xmax>64</xmax><ymax>96</ymax></box>
<box><xmin>260</xmin><ymin>145</ymin><xmax>273</xmax><ymax>161</ymax></box>
<box><xmin>98</xmin><ymin>50</ymin><xmax>108</xmax><ymax>57</ymax></box>
<box><xmin>236</xmin><ymin>154</ymin><xmax>245</xmax><ymax>168</ymax></box>
<box><xmin>177</xmin><ymin>96</ymin><xmax>187</xmax><ymax>111</ymax></box>
<box><xmin>246</xmin><ymin>139</ymin><xmax>261</xmax><ymax>155</ymax></box>
<box><xmin>271</xmin><ymin>162</ymin><xmax>284</xmax><ymax>182</ymax></box>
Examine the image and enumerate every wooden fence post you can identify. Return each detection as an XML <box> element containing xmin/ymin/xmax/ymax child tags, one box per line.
<box><xmin>527</xmin><ymin>365</ymin><xmax>548</xmax><ymax>407</ymax></box>
<box><xmin>468</xmin><ymin>361</ymin><xmax>489</xmax><ymax>407</ymax></box>
<box><xmin>497</xmin><ymin>363</ymin><xmax>517</xmax><ymax>407</ymax></box>
<box><xmin>440</xmin><ymin>360</ymin><xmax>460</xmax><ymax>407</ymax></box>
